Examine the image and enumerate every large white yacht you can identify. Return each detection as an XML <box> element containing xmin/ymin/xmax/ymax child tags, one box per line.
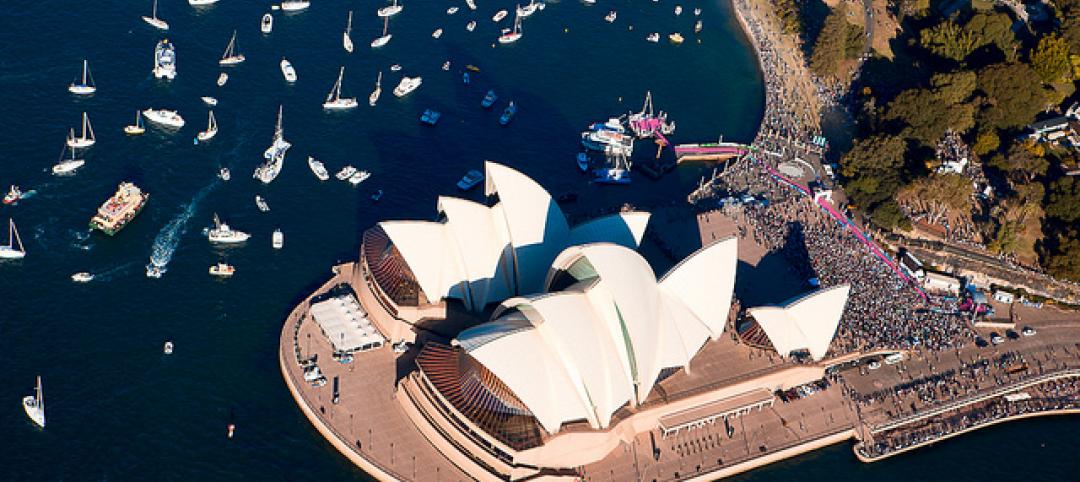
<box><xmin>153</xmin><ymin>39</ymin><xmax>177</xmax><ymax>79</ymax></box>
<box><xmin>393</xmin><ymin>76</ymin><xmax>422</xmax><ymax>97</ymax></box>
<box><xmin>207</xmin><ymin>214</ymin><xmax>250</xmax><ymax>244</ymax></box>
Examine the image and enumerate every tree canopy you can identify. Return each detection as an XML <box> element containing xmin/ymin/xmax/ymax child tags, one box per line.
<box><xmin>1031</xmin><ymin>35</ymin><xmax>1072</xmax><ymax>83</ymax></box>
<box><xmin>976</xmin><ymin>63</ymin><xmax>1045</xmax><ymax>130</ymax></box>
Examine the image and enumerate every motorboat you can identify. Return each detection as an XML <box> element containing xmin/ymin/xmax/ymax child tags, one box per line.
<box><xmin>261</xmin><ymin>13</ymin><xmax>273</xmax><ymax>33</ymax></box>
<box><xmin>442</xmin><ymin>61</ymin><xmax>451</xmax><ymax>70</ymax></box>
<box><xmin>695</xmin><ymin>7</ymin><xmax>702</xmax><ymax>15</ymax></box>
<box><xmin>71</xmin><ymin>272</ymin><xmax>94</xmax><ymax>283</ymax></box>
<box><xmin>605</xmin><ymin>10</ymin><xmax>616</xmax><ymax>22</ymax></box>
<box><xmin>457</xmin><ymin>169</ymin><xmax>484</xmax><ymax>190</ymax></box>
<box><xmin>142</xmin><ymin>0</ymin><xmax>169</xmax><ymax>30</ymax></box>
<box><xmin>207</xmin><ymin>214</ymin><xmax>250</xmax><ymax>244</ymax></box>
<box><xmin>280</xmin><ymin>1</ymin><xmax>310</xmax><ymax>11</ymax></box>
<box><xmin>369</xmin><ymin>71</ymin><xmax>382</xmax><ymax>106</ymax></box>
<box><xmin>188</xmin><ymin>0</ymin><xmax>219</xmax><ymax>5</ymax></box>
<box><xmin>280</xmin><ymin>58</ymin><xmax>297</xmax><ymax>82</ymax></box>
<box><xmin>499</xmin><ymin>101</ymin><xmax>517</xmax><ymax>125</ymax></box>
<box><xmin>498</xmin><ymin>13</ymin><xmax>522</xmax><ymax>43</ymax></box>
<box><xmin>377</xmin><ymin>0</ymin><xmax>402</xmax><ymax>17</ymax></box>
<box><xmin>22</xmin><ymin>376</ymin><xmax>45</xmax><ymax>428</ymax></box>
<box><xmin>420</xmin><ymin>109</ymin><xmax>442</xmax><ymax>125</ymax></box>
<box><xmin>674</xmin><ymin>5</ymin><xmax>683</xmax><ymax>15</ymax></box>
<box><xmin>217</xmin><ymin>72</ymin><xmax>229</xmax><ymax>86</ymax></box>
<box><xmin>196</xmin><ymin>110</ymin><xmax>217</xmax><ymax>141</ymax></box>
<box><xmin>695</xmin><ymin>20</ymin><xmax>703</xmax><ymax>33</ymax></box>
<box><xmin>669</xmin><ymin>32</ymin><xmax>684</xmax><ymax>44</ymax></box>
<box><xmin>517</xmin><ymin>1</ymin><xmax>539</xmax><ymax>18</ymax></box>
<box><xmin>209</xmin><ymin>262</ymin><xmax>236</xmax><ymax>277</ymax></box>
<box><xmin>124</xmin><ymin>111</ymin><xmax>146</xmax><ymax>135</ymax></box>
<box><xmin>163</xmin><ymin>341</ymin><xmax>174</xmax><ymax>354</ymax></box>
<box><xmin>390</xmin><ymin>64</ymin><xmax>402</xmax><ymax>71</ymax></box>
<box><xmin>466</xmin><ymin>20</ymin><xmax>476</xmax><ymax>31</ymax></box>
<box><xmin>219</xmin><ymin>167</ymin><xmax>231</xmax><ymax>181</ymax></box>
<box><xmin>66</xmin><ymin>112</ymin><xmax>96</xmax><ymax>148</ymax></box>
<box><xmin>146</xmin><ymin>264</ymin><xmax>164</xmax><ymax>278</ymax></box>
<box><xmin>255</xmin><ymin>195</ymin><xmax>270</xmax><ymax>212</ymax></box>
<box><xmin>335</xmin><ymin>165</ymin><xmax>357</xmax><ymax>181</ymax></box>
<box><xmin>371</xmin><ymin>17</ymin><xmax>391</xmax><ymax>48</ymax></box>
<box><xmin>349</xmin><ymin>170</ymin><xmax>372</xmax><ymax>185</ymax></box>
<box><xmin>492</xmin><ymin>10</ymin><xmax>508</xmax><ymax>22</ymax></box>
<box><xmin>432</xmin><ymin>28</ymin><xmax>443</xmax><ymax>38</ymax></box>
<box><xmin>342</xmin><ymin>11</ymin><xmax>353</xmax><ymax>52</ymax></box>
<box><xmin>272</xmin><ymin>229</ymin><xmax>284</xmax><ymax>249</ymax></box>
<box><xmin>69</xmin><ymin>60</ymin><xmax>96</xmax><ymax>95</ymax></box>
<box><xmin>577</xmin><ymin>152</ymin><xmax>589</xmax><ymax>172</ymax></box>
<box><xmin>466</xmin><ymin>0</ymin><xmax>477</xmax><ymax>10</ymax></box>
<box><xmin>307</xmin><ymin>156</ymin><xmax>330</xmax><ymax>180</ymax></box>
<box><xmin>323</xmin><ymin>66</ymin><xmax>358</xmax><ymax>110</ymax></box>
<box><xmin>143</xmin><ymin>108</ymin><xmax>185</xmax><ymax>128</ymax></box>
<box><xmin>393</xmin><ymin>76</ymin><xmax>422</xmax><ymax>97</ymax></box>
<box><xmin>201</xmin><ymin>96</ymin><xmax>218</xmax><ymax>106</ymax></box>
<box><xmin>0</xmin><ymin>219</ymin><xmax>26</xmax><ymax>259</ymax></box>
<box><xmin>255</xmin><ymin>105</ymin><xmax>290</xmax><ymax>184</ymax></box>
<box><xmin>52</xmin><ymin>144</ymin><xmax>85</xmax><ymax>176</ymax></box>
<box><xmin>447</xmin><ymin>6</ymin><xmax>459</xmax><ymax>14</ymax></box>
<box><xmin>3</xmin><ymin>186</ymin><xmax>22</xmax><ymax>205</ymax></box>
<box><xmin>219</xmin><ymin>31</ymin><xmax>245</xmax><ymax>66</ymax></box>
<box><xmin>647</xmin><ymin>32</ymin><xmax>660</xmax><ymax>43</ymax></box>
<box><xmin>481</xmin><ymin>89</ymin><xmax>497</xmax><ymax>108</ymax></box>
<box><xmin>153</xmin><ymin>39</ymin><xmax>177</xmax><ymax>80</ymax></box>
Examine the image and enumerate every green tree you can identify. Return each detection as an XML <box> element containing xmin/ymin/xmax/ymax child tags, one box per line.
<box><xmin>972</xmin><ymin>130</ymin><xmax>1000</xmax><ymax>155</ymax></box>
<box><xmin>987</xmin><ymin>142</ymin><xmax>1050</xmax><ymax>183</ymax></box>
<box><xmin>977</xmin><ymin>63</ymin><xmax>1044</xmax><ymax>130</ymax></box>
<box><xmin>840</xmin><ymin>135</ymin><xmax>908</xmax><ymax>210</ymax></box>
<box><xmin>966</xmin><ymin>12</ymin><xmax>1018</xmax><ymax>60</ymax></box>
<box><xmin>931</xmin><ymin>71</ymin><xmax>977</xmax><ymax>104</ymax></box>
<box><xmin>921</xmin><ymin>20</ymin><xmax>978</xmax><ymax>61</ymax></box>
<box><xmin>1044</xmin><ymin>232</ymin><xmax>1080</xmax><ymax>281</ymax></box>
<box><xmin>1032</xmin><ymin>35</ymin><xmax>1072</xmax><ymax>82</ymax></box>
<box><xmin>811</xmin><ymin>6</ymin><xmax>865</xmax><ymax>78</ymax></box>
<box><xmin>1046</xmin><ymin>177</ymin><xmax>1080</xmax><ymax>222</ymax></box>
<box><xmin>885</xmin><ymin>88</ymin><xmax>975</xmax><ymax>145</ymax></box>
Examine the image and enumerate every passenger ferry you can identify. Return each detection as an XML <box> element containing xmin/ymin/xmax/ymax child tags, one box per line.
<box><xmin>89</xmin><ymin>182</ymin><xmax>149</xmax><ymax>236</ymax></box>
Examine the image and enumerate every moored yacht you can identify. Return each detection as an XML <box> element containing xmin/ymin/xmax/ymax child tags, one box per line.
<box><xmin>492</xmin><ymin>10</ymin><xmax>508</xmax><ymax>22</ymax></box>
<box><xmin>342</xmin><ymin>11</ymin><xmax>354</xmax><ymax>52</ymax></box>
<box><xmin>52</xmin><ymin>144</ymin><xmax>85</xmax><ymax>176</ymax></box>
<box><xmin>323</xmin><ymin>66</ymin><xmax>358</xmax><ymax>110</ymax></box>
<box><xmin>349</xmin><ymin>170</ymin><xmax>372</xmax><ymax>185</ymax></box>
<box><xmin>143</xmin><ymin>108</ymin><xmax>185</xmax><ymax>128</ymax></box>
<box><xmin>272</xmin><ymin>229</ymin><xmax>284</xmax><ymax>249</ymax></box>
<box><xmin>207</xmin><ymin>214</ymin><xmax>250</xmax><ymax>244</ymax></box>
<box><xmin>517</xmin><ymin>1</ymin><xmax>539</xmax><ymax>17</ymax></box>
<box><xmin>335</xmin><ymin>165</ymin><xmax>357</xmax><ymax>181</ymax></box>
<box><xmin>280</xmin><ymin>58</ymin><xmax>297</xmax><ymax>82</ymax></box>
<box><xmin>308</xmin><ymin>156</ymin><xmax>330</xmax><ymax>180</ymax></box>
<box><xmin>393</xmin><ymin>76</ymin><xmax>422</xmax><ymax>97</ymax></box>
<box><xmin>261</xmin><ymin>13</ymin><xmax>273</xmax><ymax>33</ymax></box>
<box><xmin>153</xmin><ymin>39</ymin><xmax>177</xmax><ymax>79</ymax></box>
<box><xmin>22</xmin><ymin>376</ymin><xmax>45</xmax><ymax>428</ymax></box>
<box><xmin>209</xmin><ymin>262</ymin><xmax>236</xmax><ymax>277</ymax></box>
<box><xmin>371</xmin><ymin>17</ymin><xmax>392</xmax><ymax>48</ymax></box>
<box><xmin>498</xmin><ymin>13</ymin><xmax>523</xmax><ymax>43</ymax></box>
<box><xmin>369</xmin><ymin>72</ymin><xmax>382</xmax><ymax>106</ymax></box>
<box><xmin>196</xmin><ymin>110</ymin><xmax>218</xmax><ymax>142</ymax></box>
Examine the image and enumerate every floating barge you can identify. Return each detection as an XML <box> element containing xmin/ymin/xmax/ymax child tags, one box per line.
<box><xmin>89</xmin><ymin>182</ymin><xmax>148</xmax><ymax>235</ymax></box>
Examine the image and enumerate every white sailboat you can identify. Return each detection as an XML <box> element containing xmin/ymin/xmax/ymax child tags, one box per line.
<box><xmin>261</xmin><ymin>13</ymin><xmax>273</xmax><ymax>34</ymax></box>
<box><xmin>66</xmin><ymin>112</ymin><xmax>96</xmax><ymax>148</ymax></box>
<box><xmin>369</xmin><ymin>71</ymin><xmax>382</xmax><ymax>106</ymax></box>
<box><xmin>125</xmin><ymin>111</ymin><xmax>146</xmax><ymax>135</ymax></box>
<box><xmin>323</xmin><ymin>67</ymin><xmax>358</xmax><ymax>110</ymax></box>
<box><xmin>498</xmin><ymin>12</ymin><xmax>523</xmax><ymax>44</ymax></box>
<box><xmin>371</xmin><ymin>17</ymin><xmax>391</xmax><ymax>48</ymax></box>
<box><xmin>69</xmin><ymin>60</ymin><xmax>96</xmax><ymax>95</ymax></box>
<box><xmin>52</xmin><ymin>143</ymin><xmax>86</xmax><ymax>176</ymax></box>
<box><xmin>377</xmin><ymin>0</ymin><xmax>403</xmax><ymax>17</ymax></box>
<box><xmin>343</xmin><ymin>11</ymin><xmax>354</xmax><ymax>53</ymax></box>
<box><xmin>280</xmin><ymin>58</ymin><xmax>297</xmax><ymax>82</ymax></box>
<box><xmin>254</xmin><ymin>105</ymin><xmax>290</xmax><ymax>184</ymax></box>
<box><xmin>197</xmin><ymin>110</ymin><xmax>218</xmax><ymax>141</ymax></box>
<box><xmin>22</xmin><ymin>376</ymin><xmax>45</xmax><ymax>428</ymax></box>
<box><xmin>0</xmin><ymin>218</ymin><xmax>26</xmax><ymax>259</ymax></box>
<box><xmin>219</xmin><ymin>31</ymin><xmax>246</xmax><ymax>66</ymax></box>
<box><xmin>517</xmin><ymin>0</ymin><xmax>538</xmax><ymax>17</ymax></box>
<box><xmin>142</xmin><ymin>0</ymin><xmax>170</xmax><ymax>30</ymax></box>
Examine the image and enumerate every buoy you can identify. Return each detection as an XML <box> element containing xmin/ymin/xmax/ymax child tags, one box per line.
<box><xmin>227</xmin><ymin>423</ymin><xmax>236</xmax><ymax>439</ymax></box>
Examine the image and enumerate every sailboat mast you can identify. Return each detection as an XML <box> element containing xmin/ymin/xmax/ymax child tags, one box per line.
<box><xmin>83</xmin><ymin>60</ymin><xmax>89</xmax><ymax>84</ymax></box>
<box><xmin>275</xmin><ymin>105</ymin><xmax>283</xmax><ymax>138</ymax></box>
<box><xmin>11</xmin><ymin>219</ymin><xmax>24</xmax><ymax>253</ymax></box>
<box><xmin>382</xmin><ymin>17</ymin><xmax>388</xmax><ymax>35</ymax></box>
<box><xmin>152</xmin><ymin>0</ymin><xmax>158</xmax><ymax>19</ymax></box>
<box><xmin>347</xmin><ymin>10</ymin><xmax>352</xmax><ymax>32</ymax></box>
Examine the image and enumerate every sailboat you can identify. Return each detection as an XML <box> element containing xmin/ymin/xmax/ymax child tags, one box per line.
<box><xmin>254</xmin><ymin>105</ymin><xmax>290</xmax><ymax>184</ymax></box>
<box><xmin>219</xmin><ymin>31</ymin><xmax>246</xmax><ymax>66</ymax></box>
<box><xmin>66</xmin><ymin>112</ymin><xmax>96</xmax><ymax>148</ymax></box>
<box><xmin>22</xmin><ymin>376</ymin><xmax>45</xmax><ymax>428</ymax></box>
<box><xmin>197</xmin><ymin>110</ymin><xmax>218</xmax><ymax>141</ymax></box>
<box><xmin>52</xmin><ymin>143</ymin><xmax>86</xmax><ymax>175</ymax></box>
<box><xmin>69</xmin><ymin>60</ymin><xmax>96</xmax><ymax>95</ymax></box>
<box><xmin>323</xmin><ymin>67</ymin><xmax>358</xmax><ymax>110</ymax></box>
<box><xmin>124</xmin><ymin>110</ymin><xmax>145</xmax><ymax>134</ymax></box>
<box><xmin>517</xmin><ymin>0</ymin><xmax>539</xmax><ymax>17</ymax></box>
<box><xmin>0</xmin><ymin>218</ymin><xmax>26</xmax><ymax>259</ymax></box>
<box><xmin>371</xmin><ymin>17</ymin><xmax>391</xmax><ymax>48</ymax></box>
<box><xmin>498</xmin><ymin>12</ymin><xmax>523</xmax><ymax>44</ymax></box>
<box><xmin>369</xmin><ymin>71</ymin><xmax>382</xmax><ymax>106</ymax></box>
<box><xmin>377</xmin><ymin>0</ymin><xmax>403</xmax><ymax>17</ymax></box>
<box><xmin>142</xmin><ymin>0</ymin><xmax>169</xmax><ymax>30</ymax></box>
<box><xmin>343</xmin><ymin>11</ymin><xmax>354</xmax><ymax>53</ymax></box>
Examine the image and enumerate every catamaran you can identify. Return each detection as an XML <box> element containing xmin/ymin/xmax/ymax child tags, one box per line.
<box><xmin>125</xmin><ymin>111</ymin><xmax>146</xmax><ymax>135</ymax></box>
<box><xmin>323</xmin><ymin>66</ymin><xmax>358</xmax><ymax>110</ymax></box>
<box><xmin>52</xmin><ymin>143</ymin><xmax>86</xmax><ymax>176</ymax></box>
<box><xmin>377</xmin><ymin>0</ymin><xmax>403</xmax><ymax>17</ymax></box>
<box><xmin>307</xmin><ymin>156</ymin><xmax>330</xmax><ymax>180</ymax></box>
<box><xmin>498</xmin><ymin>13</ymin><xmax>523</xmax><ymax>43</ymax></box>
<box><xmin>22</xmin><ymin>376</ymin><xmax>45</xmax><ymax>428</ymax></box>
<box><xmin>261</xmin><ymin>13</ymin><xmax>273</xmax><ymax>33</ymax></box>
<box><xmin>196</xmin><ymin>110</ymin><xmax>218</xmax><ymax>141</ymax></box>
<box><xmin>517</xmin><ymin>0</ymin><xmax>539</xmax><ymax>17</ymax></box>
<box><xmin>254</xmin><ymin>105</ymin><xmax>290</xmax><ymax>184</ymax></box>
<box><xmin>219</xmin><ymin>31</ymin><xmax>245</xmax><ymax>66</ymax></box>
<box><xmin>143</xmin><ymin>108</ymin><xmax>185</xmax><ymax>128</ymax></box>
<box><xmin>153</xmin><ymin>39</ymin><xmax>177</xmax><ymax>79</ymax></box>
<box><xmin>280</xmin><ymin>0</ymin><xmax>310</xmax><ymax>11</ymax></box>
<box><xmin>69</xmin><ymin>60</ymin><xmax>96</xmax><ymax>95</ymax></box>
<box><xmin>343</xmin><ymin>11</ymin><xmax>354</xmax><ymax>52</ymax></box>
<box><xmin>393</xmin><ymin>76</ymin><xmax>421</xmax><ymax>97</ymax></box>
<box><xmin>369</xmin><ymin>72</ymin><xmax>382</xmax><ymax>106</ymax></box>
<box><xmin>66</xmin><ymin>112</ymin><xmax>96</xmax><ymax>148</ymax></box>
<box><xmin>142</xmin><ymin>0</ymin><xmax>169</xmax><ymax>30</ymax></box>
<box><xmin>280</xmin><ymin>58</ymin><xmax>297</xmax><ymax>82</ymax></box>
<box><xmin>371</xmin><ymin>17</ymin><xmax>391</xmax><ymax>47</ymax></box>
<box><xmin>0</xmin><ymin>219</ymin><xmax>26</xmax><ymax>259</ymax></box>
<box><xmin>207</xmin><ymin>214</ymin><xmax>250</xmax><ymax>243</ymax></box>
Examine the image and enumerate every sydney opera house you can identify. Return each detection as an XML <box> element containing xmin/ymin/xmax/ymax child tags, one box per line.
<box><xmin>280</xmin><ymin>162</ymin><xmax>851</xmax><ymax>481</ymax></box>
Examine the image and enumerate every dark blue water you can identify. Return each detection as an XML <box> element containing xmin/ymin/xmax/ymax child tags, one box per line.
<box><xmin>0</xmin><ymin>1</ymin><xmax>1076</xmax><ymax>480</ymax></box>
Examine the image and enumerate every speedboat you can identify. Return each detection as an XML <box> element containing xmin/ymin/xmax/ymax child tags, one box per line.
<box><xmin>219</xmin><ymin>31</ymin><xmax>245</xmax><ymax>66</ymax></box>
<box><xmin>188</xmin><ymin>0</ymin><xmax>219</xmax><ymax>5</ymax></box>
<box><xmin>153</xmin><ymin>39</ymin><xmax>177</xmax><ymax>80</ymax></box>
<box><xmin>393</xmin><ymin>76</ymin><xmax>422</xmax><ymax>97</ymax></box>
<box><xmin>646</xmin><ymin>32</ymin><xmax>660</xmax><ymax>43</ymax></box>
<box><xmin>308</xmin><ymin>156</ymin><xmax>330</xmax><ymax>181</ymax></box>
<box><xmin>163</xmin><ymin>341</ymin><xmax>174</xmax><ymax>354</ymax></box>
<box><xmin>432</xmin><ymin>28</ymin><xmax>443</xmax><ymax>38</ymax></box>
<box><xmin>377</xmin><ymin>0</ymin><xmax>402</xmax><ymax>17</ymax></box>
<box><xmin>261</xmin><ymin>13</ymin><xmax>273</xmax><ymax>33</ymax></box>
<box><xmin>466</xmin><ymin>20</ymin><xmax>476</xmax><ymax>31</ymax></box>
<box><xmin>499</xmin><ymin>101</ymin><xmax>517</xmax><ymax>125</ymax></box>
<box><xmin>694</xmin><ymin>7</ymin><xmax>702</xmax><ymax>15</ymax></box>
<box><xmin>492</xmin><ymin>10</ymin><xmax>508</xmax><ymax>22</ymax></box>
<box><xmin>272</xmin><ymin>229</ymin><xmax>284</xmax><ymax>249</ymax></box>
<box><xmin>209</xmin><ymin>262</ymin><xmax>235</xmax><ymax>277</ymax></box>
<box><xmin>466</xmin><ymin>0</ymin><xmax>476</xmax><ymax>10</ymax></box>
<box><xmin>390</xmin><ymin>64</ymin><xmax>402</xmax><ymax>71</ymax></box>
<box><xmin>255</xmin><ymin>195</ymin><xmax>270</xmax><ymax>213</ymax></box>
<box><xmin>124</xmin><ymin>111</ymin><xmax>146</xmax><ymax>135</ymax></box>
<box><xmin>674</xmin><ymin>5</ymin><xmax>683</xmax><ymax>15</ymax></box>
<box><xmin>280</xmin><ymin>0</ymin><xmax>310</xmax><ymax>11</ymax></box>
<box><xmin>447</xmin><ymin>6</ymin><xmax>459</xmax><ymax>14</ymax></box>
<box><xmin>69</xmin><ymin>60</ymin><xmax>96</xmax><ymax>95</ymax></box>
<box><xmin>71</xmin><ymin>272</ymin><xmax>94</xmax><ymax>283</ymax></box>
<box><xmin>219</xmin><ymin>167</ymin><xmax>231</xmax><ymax>181</ymax></box>
<box><xmin>280</xmin><ymin>58</ymin><xmax>297</xmax><ymax>82</ymax></box>
<box><xmin>3</xmin><ymin>185</ymin><xmax>22</xmax><ymax>205</ymax></box>
<box><xmin>517</xmin><ymin>1</ymin><xmax>539</xmax><ymax>17</ymax></box>
<box><xmin>22</xmin><ymin>376</ymin><xmax>45</xmax><ymax>428</ymax></box>
<box><xmin>201</xmin><ymin>96</ymin><xmax>218</xmax><ymax>106</ymax></box>
<box><xmin>143</xmin><ymin>108</ymin><xmax>185</xmax><ymax>128</ymax></box>
<box><xmin>669</xmin><ymin>32</ymin><xmax>684</xmax><ymax>44</ymax></box>
<box><xmin>605</xmin><ymin>10</ymin><xmax>616</xmax><ymax>22</ymax></box>
<box><xmin>207</xmin><ymin>214</ymin><xmax>250</xmax><ymax>244</ymax></box>
<box><xmin>457</xmin><ymin>169</ymin><xmax>484</xmax><ymax>190</ymax></box>
<box><xmin>577</xmin><ymin>152</ymin><xmax>590</xmax><ymax>172</ymax></box>
<box><xmin>349</xmin><ymin>170</ymin><xmax>372</xmax><ymax>185</ymax></box>
<box><xmin>142</xmin><ymin>0</ymin><xmax>169</xmax><ymax>30</ymax></box>
<box><xmin>146</xmin><ymin>264</ymin><xmax>164</xmax><ymax>278</ymax></box>
<box><xmin>217</xmin><ymin>72</ymin><xmax>229</xmax><ymax>86</ymax></box>
<box><xmin>481</xmin><ymin>89</ymin><xmax>498</xmax><ymax>108</ymax></box>
<box><xmin>335</xmin><ymin>165</ymin><xmax>357</xmax><ymax>180</ymax></box>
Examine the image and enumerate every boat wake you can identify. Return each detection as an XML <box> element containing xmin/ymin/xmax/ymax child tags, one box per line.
<box><xmin>147</xmin><ymin>183</ymin><xmax>214</xmax><ymax>273</ymax></box>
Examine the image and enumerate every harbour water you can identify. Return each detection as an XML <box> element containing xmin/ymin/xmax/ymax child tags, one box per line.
<box><xmin>0</xmin><ymin>1</ymin><xmax>1077</xmax><ymax>480</ymax></box>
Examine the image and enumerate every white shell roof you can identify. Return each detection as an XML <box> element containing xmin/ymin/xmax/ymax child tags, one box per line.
<box><xmin>746</xmin><ymin>284</ymin><xmax>851</xmax><ymax>361</ymax></box>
